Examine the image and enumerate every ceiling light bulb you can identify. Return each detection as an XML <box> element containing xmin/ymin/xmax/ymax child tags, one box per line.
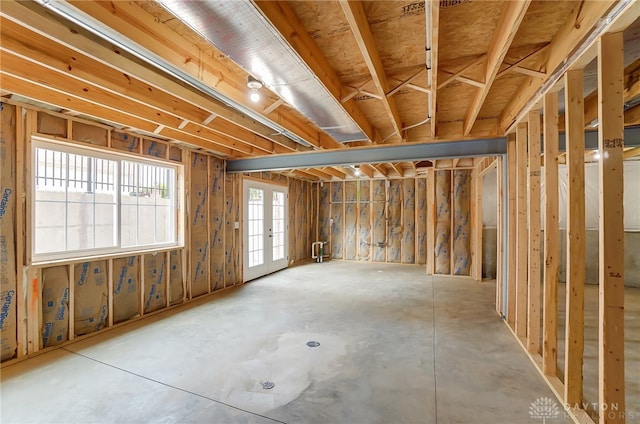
<box><xmin>250</xmin><ymin>90</ymin><xmax>260</xmax><ymax>102</ymax></box>
<box><xmin>354</xmin><ymin>166</ymin><xmax>361</xmax><ymax>176</ymax></box>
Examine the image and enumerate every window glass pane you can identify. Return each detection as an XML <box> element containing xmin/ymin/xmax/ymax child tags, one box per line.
<box><xmin>121</xmin><ymin>161</ymin><xmax>176</xmax><ymax>248</ymax></box>
<box><xmin>34</xmin><ymin>201</ymin><xmax>65</xmax><ymax>254</ymax></box>
<box><xmin>33</xmin><ymin>142</ymin><xmax>179</xmax><ymax>261</ymax></box>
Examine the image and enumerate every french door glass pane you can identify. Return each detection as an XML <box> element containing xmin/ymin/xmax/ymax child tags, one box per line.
<box><xmin>272</xmin><ymin>191</ymin><xmax>285</xmax><ymax>261</ymax></box>
<box><xmin>248</xmin><ymin>188</ymin><xmax>264</xmax><ymax>267</ymax></box>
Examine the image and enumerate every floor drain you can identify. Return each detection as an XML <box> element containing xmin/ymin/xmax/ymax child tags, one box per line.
<box><xmin>306</xmin><ymin>341</ymin><xmax>320</xmax><ymax>347</ymax></box>
<box><xmin>261</xmin><ymin>381</ymin><xmax>275</xmax><ymax>390</ymax></box>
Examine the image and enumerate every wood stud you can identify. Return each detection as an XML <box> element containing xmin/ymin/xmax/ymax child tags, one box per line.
<box><xmin>564</xmin><ymin>69</ymin><xmax>586</xmax><ymax>406</ymax></box>
<box><xmin>597</xmin><ymin>32</ymin><xmax>626</xmax><ymax>423</ymax></box>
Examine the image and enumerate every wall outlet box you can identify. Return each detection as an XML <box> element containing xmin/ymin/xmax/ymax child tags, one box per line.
<box><xmin>234</xmin><ymin>221</ymin><xmax>240</xmax><ymax>229</ymax></box>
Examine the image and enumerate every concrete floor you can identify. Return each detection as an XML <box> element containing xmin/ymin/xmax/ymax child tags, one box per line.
<box><xmin>556</xmin><ymin>283</ymin><xmax>640</xmax><ymax>421</ymax></box>
<box><xmin>2</xmin><ymin>262</ymin><xmax>572</xmax><ymax>424</ymax></box>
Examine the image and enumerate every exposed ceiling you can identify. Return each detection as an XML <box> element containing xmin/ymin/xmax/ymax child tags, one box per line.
<box><xmin>1</xmin><ymin>0</ymin><xmax>639</xmax><ymax>180</ymax></box>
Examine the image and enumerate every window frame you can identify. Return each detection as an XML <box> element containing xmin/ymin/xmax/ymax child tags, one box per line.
<box><xmin>30</xmin><ymin>137</ymin><xmax>184</xmax><ymax>265</ymax></box>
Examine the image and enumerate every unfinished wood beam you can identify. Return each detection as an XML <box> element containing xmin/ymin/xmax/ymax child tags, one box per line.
<box><xmin>68</xmin><ymin>1</ymin><xmax>336</xmax><ymax>149</ymax></box>
<box><xmin>358</xmin><ymin>164</ymin><xmax>375</xmax><ymax>179</ymax></box>
<box><xmin>527</xmin><ymin>109</ymin><xmax>542</xmax><ymax>355</ymax></box>
<box><xmin>598</xmin><ymin>32</ymin><xmax>625</xmax><ymax>424</ymax></box>
<box><xmin>406</xmin><ymin>83</ymin><xmax>431</xmax><ymax>95</ymax></box>
<box><xmin>512</xmin><ymin>66</ymin><xmax>546</xmax><ymax>79</ymax></box>
<box><xmin>564</xmin><ymin>69</ymin><xmax>586</xmax><ymax>406</ymax></box>
<box><xmin>340</xmin><ymin>0</ymin><xmax>402</xmax><ymax>139</ymax></box>
<box><xmin>0</xmin><ymin>18</ymin><xmax>290</xmax><ymax>156</ymax></box>
<box><xmin>559</xmin><ymin>59</ymin><xmax>640</xmax><ymax>131</ymax></box>
<box><xmin>463</xmin><ymin>0</ymin><xmax>531</xmax><ymax>135</ymax></box>
<box><xmin>498</xmin><ymin>1</ymin><xmax>617</xmax><ymax>133</ymax></box>
<box><xmin>303</xmin><ymin>168</ymin><xmax>334</xmax><ymax>180</ymax></box>
<box><xmin>515</xmin><ymin>122</ymin><xmax>528</xmax><ymax>338</ymax></box>
<box><xmin>471</xmin><ymin>168</ymin><xmax>482</xmax><ymax>282</ymax></box>
<box><xmin>386</xmin><ymin>68</ymin><xmax>426</xmax><ymax>97</ymax></box>
<box><xmin>439</xmin><ymin>54</ymin><xmax>486</xmax><ymax>89</ymax></box>
<box><xmin>497</xmin><ymin>43</ymin><xmax>549</xmax><ymax>78</ymax></box>
<box><xmin>624</xmin><ymin>103</ymin><xmax>640</xmax><ymax>126</ymax></box>
<box><xmin>543</xmin><ymin>91</ymin><xmax>559</xmax><ymax>377</ymax></box>
<box><xmin>263</xmin><ymin>98</ymin><xmax>285</xmax><ymax>115</ymax></box>
<box><xmin>507</xmin><ymin>133</ymin><xmax>517</xmax><ymax>326</ymax></box>
<box><xmin>623</xmin><ymin>146</ymin><xmax>640</xmax><ymax>159</ymax></box>
<box><xmin>389</xmin><ymin>163</ymin><xmax>404</xmax><ymax>177</ymax></box>
<box><xmin>429</xmin><ymin>0</ymin><xmax>439</xmax><ymax>138</ymax></box>
<box><xmin>371</xmin><ymin>164</ymin><xmax>388</xmax><ymax>177</ymax></box>
<box><xmin>321</xmin><ymin>167</ymin><xmax>347</xmax><ymax>180</ymax></box>
<box><xmin>426</xmin><ymin>168</ymin><xmax>435</xmax><ymax>274</ymax></box>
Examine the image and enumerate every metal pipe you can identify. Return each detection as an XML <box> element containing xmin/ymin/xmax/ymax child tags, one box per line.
<box><xmin>425</xmin><ymin>1</ymin><xmax>433</xmax><ymax>123</ymax></box>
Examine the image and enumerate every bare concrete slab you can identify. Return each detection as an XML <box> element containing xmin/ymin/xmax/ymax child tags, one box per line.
<box><xmin>2</xmin><ymin>262</ymin><xmax>572</xmax><ymax>423</ymax></box>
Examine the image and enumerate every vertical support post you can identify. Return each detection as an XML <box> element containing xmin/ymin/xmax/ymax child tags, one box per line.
<box><xmin>598</xmin><ymin>32</ymin><xmax>625</xmax><ymax>423</ymax></box>
<box><xmin>527</xmin><ymin>110</ymin><xmax>542</xmax><ymax>354</ymax></box>
<box><xmin>26</xmin><ymin>267</ymin><xmax>40</xmax><ymax>354</ymax></box>
<box><xmin>564</xmin><ymin>69</ymin><xmax>585</xmax><ymax>406</ymax></box>
<box><xmin>206</xmin><ymin>156</ymin><xmax>212</xmax><ymax>293</ymax></box>
<box><xmin>507</xmin><ymin>134</ymin><xmax>517</xmax><ymax>327</ymax></box>
<box><xmin>15</xmin><ymin>106</ymin><xmax>27</xmax><ymax>357</ymax></box>
<box><xmin>68</xmin><ymin>264</ymin><xmax>75</xmax><ymax>340</ymax></box>
<box><xmin>543</xmin><ymin>91</ymin><xmax>560</xmax><ymax>377</ymax></box>
<box><xmin>426</xmin><ymin>168</ymin><xmax>435</xmax><ymax>274</ymax></box>
<box><xmin>108</xmin><ymin>259</ymin><xmax>114</xmax><ymax>327</ymax></box>
<box><xmin>471</xmin><ymin>167</ymin><xmax>483</xmax><ymax>282</ymax></box>
<box><xmin>515</xmin><ymin>122</ymin><xmax>528</xmax><ymax>338</ymax></box>
<box><xmin>496</xmin><ymin>157</ymin><xmax>503</xmax><ymax>313</ymax></box>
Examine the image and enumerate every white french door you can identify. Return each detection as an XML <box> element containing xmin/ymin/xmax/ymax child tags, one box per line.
<box><xmin>243</xmin><ymin>180</ymin><xmax>288</xmax><ymax>282</ymax></box>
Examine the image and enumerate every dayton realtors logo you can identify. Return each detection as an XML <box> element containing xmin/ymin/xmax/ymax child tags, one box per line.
<box><xmin>529</xmin><ymin>397</ymin><xmax>634</xmax><ymax>421</ymax></box>
<box><xmin>529</xmin><ymin>397</ymin><xmax>561</xmax><ymax>422</ymax></box>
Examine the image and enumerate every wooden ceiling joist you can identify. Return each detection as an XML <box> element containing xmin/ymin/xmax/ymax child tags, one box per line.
<box><xmin>463</xmin><ymin>0</ymin><xmax>531</xmax><ymax>136</ymax></box>
<box><xmin>67</xmin><ymin>0</ymin><xmax>340</xmax><ymax>150</ymax></box>
<box><xmin>321</xmin><ymin>167</ymin><xmax>348</xmax><ymax>180</ymax></box>
<box><xmin>340</xmin><ymin>0</ymin><xmax>403</xmax><ymax>140</ymax></box>
<box><xmin>558</xmin><ymin>59</ymin><xmax>640</xmax><ymax>132</ymax></box>
<box><xmin>302</xmin><ymin>168</ymin><xmax>334</xmax><ymax>180</ymax></box>
<box><xmin>623</xmin><ymin>146</ymin><xmax>640</xmax><ymax>160</ymax></box>
<box><xmin>429</xmin><ymin>0</ymin><xmax>439</xmax><ymax>138</ymax></box>
<box><xmin>0</xmin><ymin>2</ymin><xmax>307</xmax><ymax>153</ymax></box>
<box><xmin>254</xmin><ymin>0</ymin><xmax>376</xmax><ymax>143</ymax></box>
<box><xmin>498</xmin><ymin>0</ymin><xmax>618</xmax><ymax>133</ymax></box>
<box><xmin>0</xmin><ymin>36</ymin><xmax>282</xmax><ymax>157</ymax></box>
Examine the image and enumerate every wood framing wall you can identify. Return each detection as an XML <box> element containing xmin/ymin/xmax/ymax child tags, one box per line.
<box><xmin>503</xmin><ymin>30</ymin><xmax>628</xmax><ymax>424</ymax></box>
<box><xmin>317</xmin><ymin>178</ymin><xmax>428</xmax><ymax>264</ymax></box>
<box><xmin>315</xmin><ymin>172</ymin><xmax>481</xmax><ymax>275</ymax></box>
<box><xmin>0</xmin><ymin>103</ymin><xmax>314</xmax><ymax>364</ymax></box>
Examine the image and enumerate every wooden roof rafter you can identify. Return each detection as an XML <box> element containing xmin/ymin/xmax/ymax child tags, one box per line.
<box><xmin>340</xmin><ymin>0</ymin><xmax>403</xmax><ymax>140</ymax></box>
<box><xmin>463</xmin><ymin>0</ymin><xmax>532</xmax><ymax>136</ymax></box>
